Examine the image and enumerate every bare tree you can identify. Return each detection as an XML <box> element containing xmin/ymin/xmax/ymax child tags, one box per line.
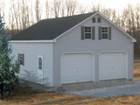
<box><xmin>135</xmin><ymin>5</ymin><xmax>140</xmax><ymax>30</ymax></box>
<box><xmin>35</xmin><ymin>0</ymin><xmax>41</xmax><ymax>22</ymax></box>
<box><xmin>9</xmin><ymin>0</ymin><xmax>32</xmax><ymax>31</ymax></box>
<box><xmin>20</xmin><ymin>0</ymin><xmax>30</xmax><ymax>29</ymax></box>
<box><xmin>9</xmin><ymin>0</ymin><xmax>20</xmax><ymax>30</ymax></box>
<box><xmin>45</xmin><ymin>0</ymin><xmax>49</xmax><ymax>18</ymax></box>
<box><xmin>78</xmin><ymin>6</ymin><xmax>87</xmax><ymax>14</ymax></box>
<box><xmin>65</xmin><ymin>0</ymin><xmax>77</xmax><ymax>16</ymax></box>
<box><xmin>52</xmin><ymin>0</ymin><xmax>62</xmax><ymax>18</ymax></box>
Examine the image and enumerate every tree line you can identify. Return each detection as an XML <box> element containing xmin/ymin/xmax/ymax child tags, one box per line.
<box><xmin>0</xmin><ymin>0</ymin><xmax>140</xmax><ymax>55</ymax></box>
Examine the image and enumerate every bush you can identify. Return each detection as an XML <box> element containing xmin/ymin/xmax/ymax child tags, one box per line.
<box><xmin>0</xmin><ymin>17</ymin><xmax>20</xmax><ymax>99</ymax></box>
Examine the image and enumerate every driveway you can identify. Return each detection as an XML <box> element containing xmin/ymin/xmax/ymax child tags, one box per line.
<box><xmin>70</xmin><ymin>81</ymin><xmax>140</xmax><ymax>98</ymax></box>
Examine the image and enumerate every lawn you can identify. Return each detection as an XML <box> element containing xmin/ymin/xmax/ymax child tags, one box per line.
<box><xmin>134</xmin><ymin>59</ymin><xmax>140</xmax><ymax>80</ymax></box>
<box><xmin>1</xmin><ymin>86</ymin><xmax>140</xmax><ymax>105</ymax></box>
<box><xmin>0</xmin><ymin>60</ymin><xmax>140</xmax><ymax>105</ymax></box>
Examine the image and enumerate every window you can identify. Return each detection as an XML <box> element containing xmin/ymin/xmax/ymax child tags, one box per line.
<box><xmin>18</xmin><ymin>54</ymin><xmax>24</xmax><ymax>65</ymax></box>
<box><xmin>81</xmin><ymin>26</ymin><xmax>95</xmax><ymax>40</ymax></box>
<box><xmin>101</xmin><ymin>27</ymin><xmax>109</xmax><ymax>39</ymax></box>
<box><xmin>92</xmin><ymin>18</ymin><xmax>96</xmax><ymax>23</ymax></box>
<box><xmin>92</xmin><ymin>17</ymin><xmax>101</xmax><ymax>23</ymax></box>
<box><xmin>98</xmin><ymin>18</ymin><xmax>101</xmax><ymax>23</ymax></box>
<box><xmin>38</xmin><ymin>56</ymin><xmax>43</xmax><ymax>70</ymax></box>
<box><xmin>84</xmin><ymin>27</ymin><xmax>92</xmax><ymax>39</ymax></box>
<box><xmin>101</xmin><ymin>27</ymin><xmax>108</xmax><ymax>39</ymax></box>
<box><xmin>99</xmin><ymin>27</ymin><xmax>111</xmax><ymax>40</ymax></box>
<box><xmin>102</xmin><ymin>33</ymin><xmax>108</xmax><ymax>39</ymax></box>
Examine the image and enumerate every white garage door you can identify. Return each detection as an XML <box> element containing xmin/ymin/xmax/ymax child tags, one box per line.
<box><xmin>99</xmin><ymin>53</ymin><xmax>128</xmax><ymax>80</ymax></box>
<box><xmin>61</xmin><ymin>53</ymin><xmax>94</xmax><ymax>84</ymax></box>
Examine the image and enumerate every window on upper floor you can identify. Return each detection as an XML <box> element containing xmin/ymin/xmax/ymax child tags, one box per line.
<box><xmin>92</xmin><ymin>17</ymin><xmax>96</xmax><ymax>23</ymax></box>
<box><xmin>84</xmin><ymin>27</ymin><xmax>92</xmax><ymax>39</ymax></box>
<box><xmin>99</xmin><ymin>27</ymin><xmax>111</xmax><ymax>40</ymax></box>
<box><xmin>81</xmin><ymin>26</ymin><xmax>95</xmax><ymax>40</ymax></box>
<box><xmin>92</xmin><ymin>17</ymin><xmax>101</xmax><ymax>23</ymax></box>
<box><xmin>97</xmin><ymin>17</ymin><xmax>101</xmax><ymax>23</ymax></box>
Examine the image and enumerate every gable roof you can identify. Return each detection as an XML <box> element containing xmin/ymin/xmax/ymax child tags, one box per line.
<box><xmin>11</xmin><ymin>12</ymin><xmax>136</xmax><ymax>42</ymax></box>
<box><xmin>97</xmin><ymin>12</ymin><xmax>136</xmax><ymax>42</ymax></box>
<box><xmin>11</xmin><ymin>12</ymin><xmax>94</xmax><ymax>40</ymax></box>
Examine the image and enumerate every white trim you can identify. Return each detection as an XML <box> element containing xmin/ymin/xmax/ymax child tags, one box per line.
<box><xmin>97</xmin><ymin>12</ymin><xmax>136</xmax><ymax>42</ymax></box>
<box><xmin>63</xmin><ymin>51</ymin><xmax>94</xmax><ymax>54</ymax></box>
<box><xmin>55</xmin><ymin>12</ymin><xmax>98</xmax><ymax>40</ymax></box>
<box><xmin>9</xmin><ymin>40</ymin><xmax>55</xmax><ymax>43</ymax></box>
<box><xmin>98</xmin><ymin>50</ymin><xmax>128</xmax><ymax>55</ymax></box>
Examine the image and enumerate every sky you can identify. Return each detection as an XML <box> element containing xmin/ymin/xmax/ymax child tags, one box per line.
<box><xmin>3</xmin><ymin>0</ymin><xmax>140</xmax><ymax>15</ymax></box>
<box><xmin>79</xmin><ymin>0</ymin><xmax>140</xmax><ymax>12</ymax></box>
<box><xmin>2</xmin><ymin>0</ymin><xmax>140</xmax><ymax>28</ymax></box>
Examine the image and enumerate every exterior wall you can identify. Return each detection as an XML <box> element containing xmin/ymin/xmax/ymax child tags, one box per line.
<box><xmin>10</xmin><ymin>42</ymin><xmax>54</xmax><ymax>87</ymax></box>
<box><xmin>54</xmin><ymin>14</ymin><xmax>134</xmax><ymax>86</ymax></box>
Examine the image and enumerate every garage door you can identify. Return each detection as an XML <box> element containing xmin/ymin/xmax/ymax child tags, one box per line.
<box><xmin>99</xmin><ymin>53</ymin><xmax>128</xmax><ymax>80</ymax></box>
<box><xmin>61</xmin><ymin>53</ymin><xmax>94</xmax><ymax>84</ymax></box>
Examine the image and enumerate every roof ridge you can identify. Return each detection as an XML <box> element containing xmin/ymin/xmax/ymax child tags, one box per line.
<box><xmin>41</xmin><ymin>12</ymin><xmax>95</xmax><ymax>21</ymax></box>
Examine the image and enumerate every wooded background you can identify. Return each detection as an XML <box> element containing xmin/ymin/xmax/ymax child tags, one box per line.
<box><xmin>0</xmin><ymin>0</ymin><xmax>139</xmax><ymax>57</ymax></box>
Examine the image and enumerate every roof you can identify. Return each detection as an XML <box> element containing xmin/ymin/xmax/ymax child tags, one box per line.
<box><xmin>11</xmin><ymin>12</ymin><xmax>94</xmax><ymax>40</ymax></box>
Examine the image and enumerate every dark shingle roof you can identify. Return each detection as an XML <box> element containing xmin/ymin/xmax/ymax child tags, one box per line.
<box><xmin>11</xmin><ymin>12</ymin><xmax>95</xmax><ymax>40</ymax></box>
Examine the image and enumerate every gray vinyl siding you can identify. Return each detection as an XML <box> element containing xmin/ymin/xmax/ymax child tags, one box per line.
<box><xmin>53</xmin><ymin>14</ymin><xmax>134</xmax><ymax>86</ymax></box>
<box><xmin>10</xmin><ymin>42</ymin><xmax>54</xmax><ymax>86</ymax></box>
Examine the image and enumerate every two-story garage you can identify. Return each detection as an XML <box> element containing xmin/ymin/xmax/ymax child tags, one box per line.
<box><xmin>10</xmin><ymin>12</ymin><xmax>136</xmax><ymax>87</ymax></box>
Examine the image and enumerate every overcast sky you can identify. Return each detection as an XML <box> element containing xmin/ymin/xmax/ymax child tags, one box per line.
<box><xmin>2</xmin><ymin>0</ymin><xmax>140</xmax><ymax>27</ymax></box>
<box><xmin>79</xmin><ymin>0</ymin><xmax>140</xmax><ymax>12</ymax></box>
<box><xmin>4</xmin><ymin>0</ymin><xmax>140</xmax><ymax>11</ymax></box>
<box><xmin>3</xmin><ymin>0</ymin><xmax>140</xmax><ymax>15</ymax></box>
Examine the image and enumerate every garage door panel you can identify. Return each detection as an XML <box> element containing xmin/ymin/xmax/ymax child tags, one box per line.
<box><xmin>99</xmin><ymin>53</ymin><xmax>128</xmax><ymax>80</ymax></box>
<box><xmin>61</xmin><ymin>53</ymin><xmax>94</xmax><ymax>84</ymax></box>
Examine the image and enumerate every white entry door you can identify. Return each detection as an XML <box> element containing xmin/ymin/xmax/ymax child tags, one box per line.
<box><xmin>61</xmin><ymin>53</ymin><xmax>94</xmax><ymax>84</ymax></box>
<box><xmin>99</xmin><ymin>53</ymin><xmax>128</xmax><ymax>80</ymax></box>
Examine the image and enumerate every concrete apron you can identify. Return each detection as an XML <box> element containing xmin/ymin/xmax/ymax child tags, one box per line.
<box><xmin>20</xmin><ymin>79</ymin><xmax>138</xmax><ymax>97</ymax></box>
<box><xmin>61</xmin><ymin>79</ymin><xmax>133</xmax><ymax>92</ymax></box>
<box><xmin>70</xmin><ymin>81</ymin><xmax>140</xmax><ymax>98</ymax></box>
<box><xmin>65</xmin><ymin>80</ymin><xmax>140</xmax><ymax>98</ymax></box>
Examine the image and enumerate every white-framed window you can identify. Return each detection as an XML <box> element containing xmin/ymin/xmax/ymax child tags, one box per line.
<box><xmin>99</xmin><ymin>27</ymin><xmax>111</xmax><ymax>40</ymax></box>
<box><xmin>81</xmin><ymin>26</ymin><xmax>95</xmax><ymax>40</ymax></box>
<box><xmin>18</xmin><ymin>54</ymin><xmax>24</xmax><ymax>65</ymax></box>
<box><xmin>84</xmin><ymin>27</ymin><xmax>92</xmax><ymax>39</ymax></box>
<box><xmin>38</xmin><ymin>56</ymin><xmax>43</xmax><ymax>70</ymax></box>
<box><xmin>97</xmin><ymin>17</ymin><xmax>101</xmax><ymax>23</ymax></box>
<box><xmin>92</xmin><ymin>17</ymin><xmax>101</xmax><ymax>23</ymax></box>
<box><xmin>101</xmin><ymin>27</ymin><xmax>108</xmax><ymax>39</ymax></box>
<box><xmin>92</xmin><ymin>17</ymin><xmax>96</xmax><ymax>23</ymax></box>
